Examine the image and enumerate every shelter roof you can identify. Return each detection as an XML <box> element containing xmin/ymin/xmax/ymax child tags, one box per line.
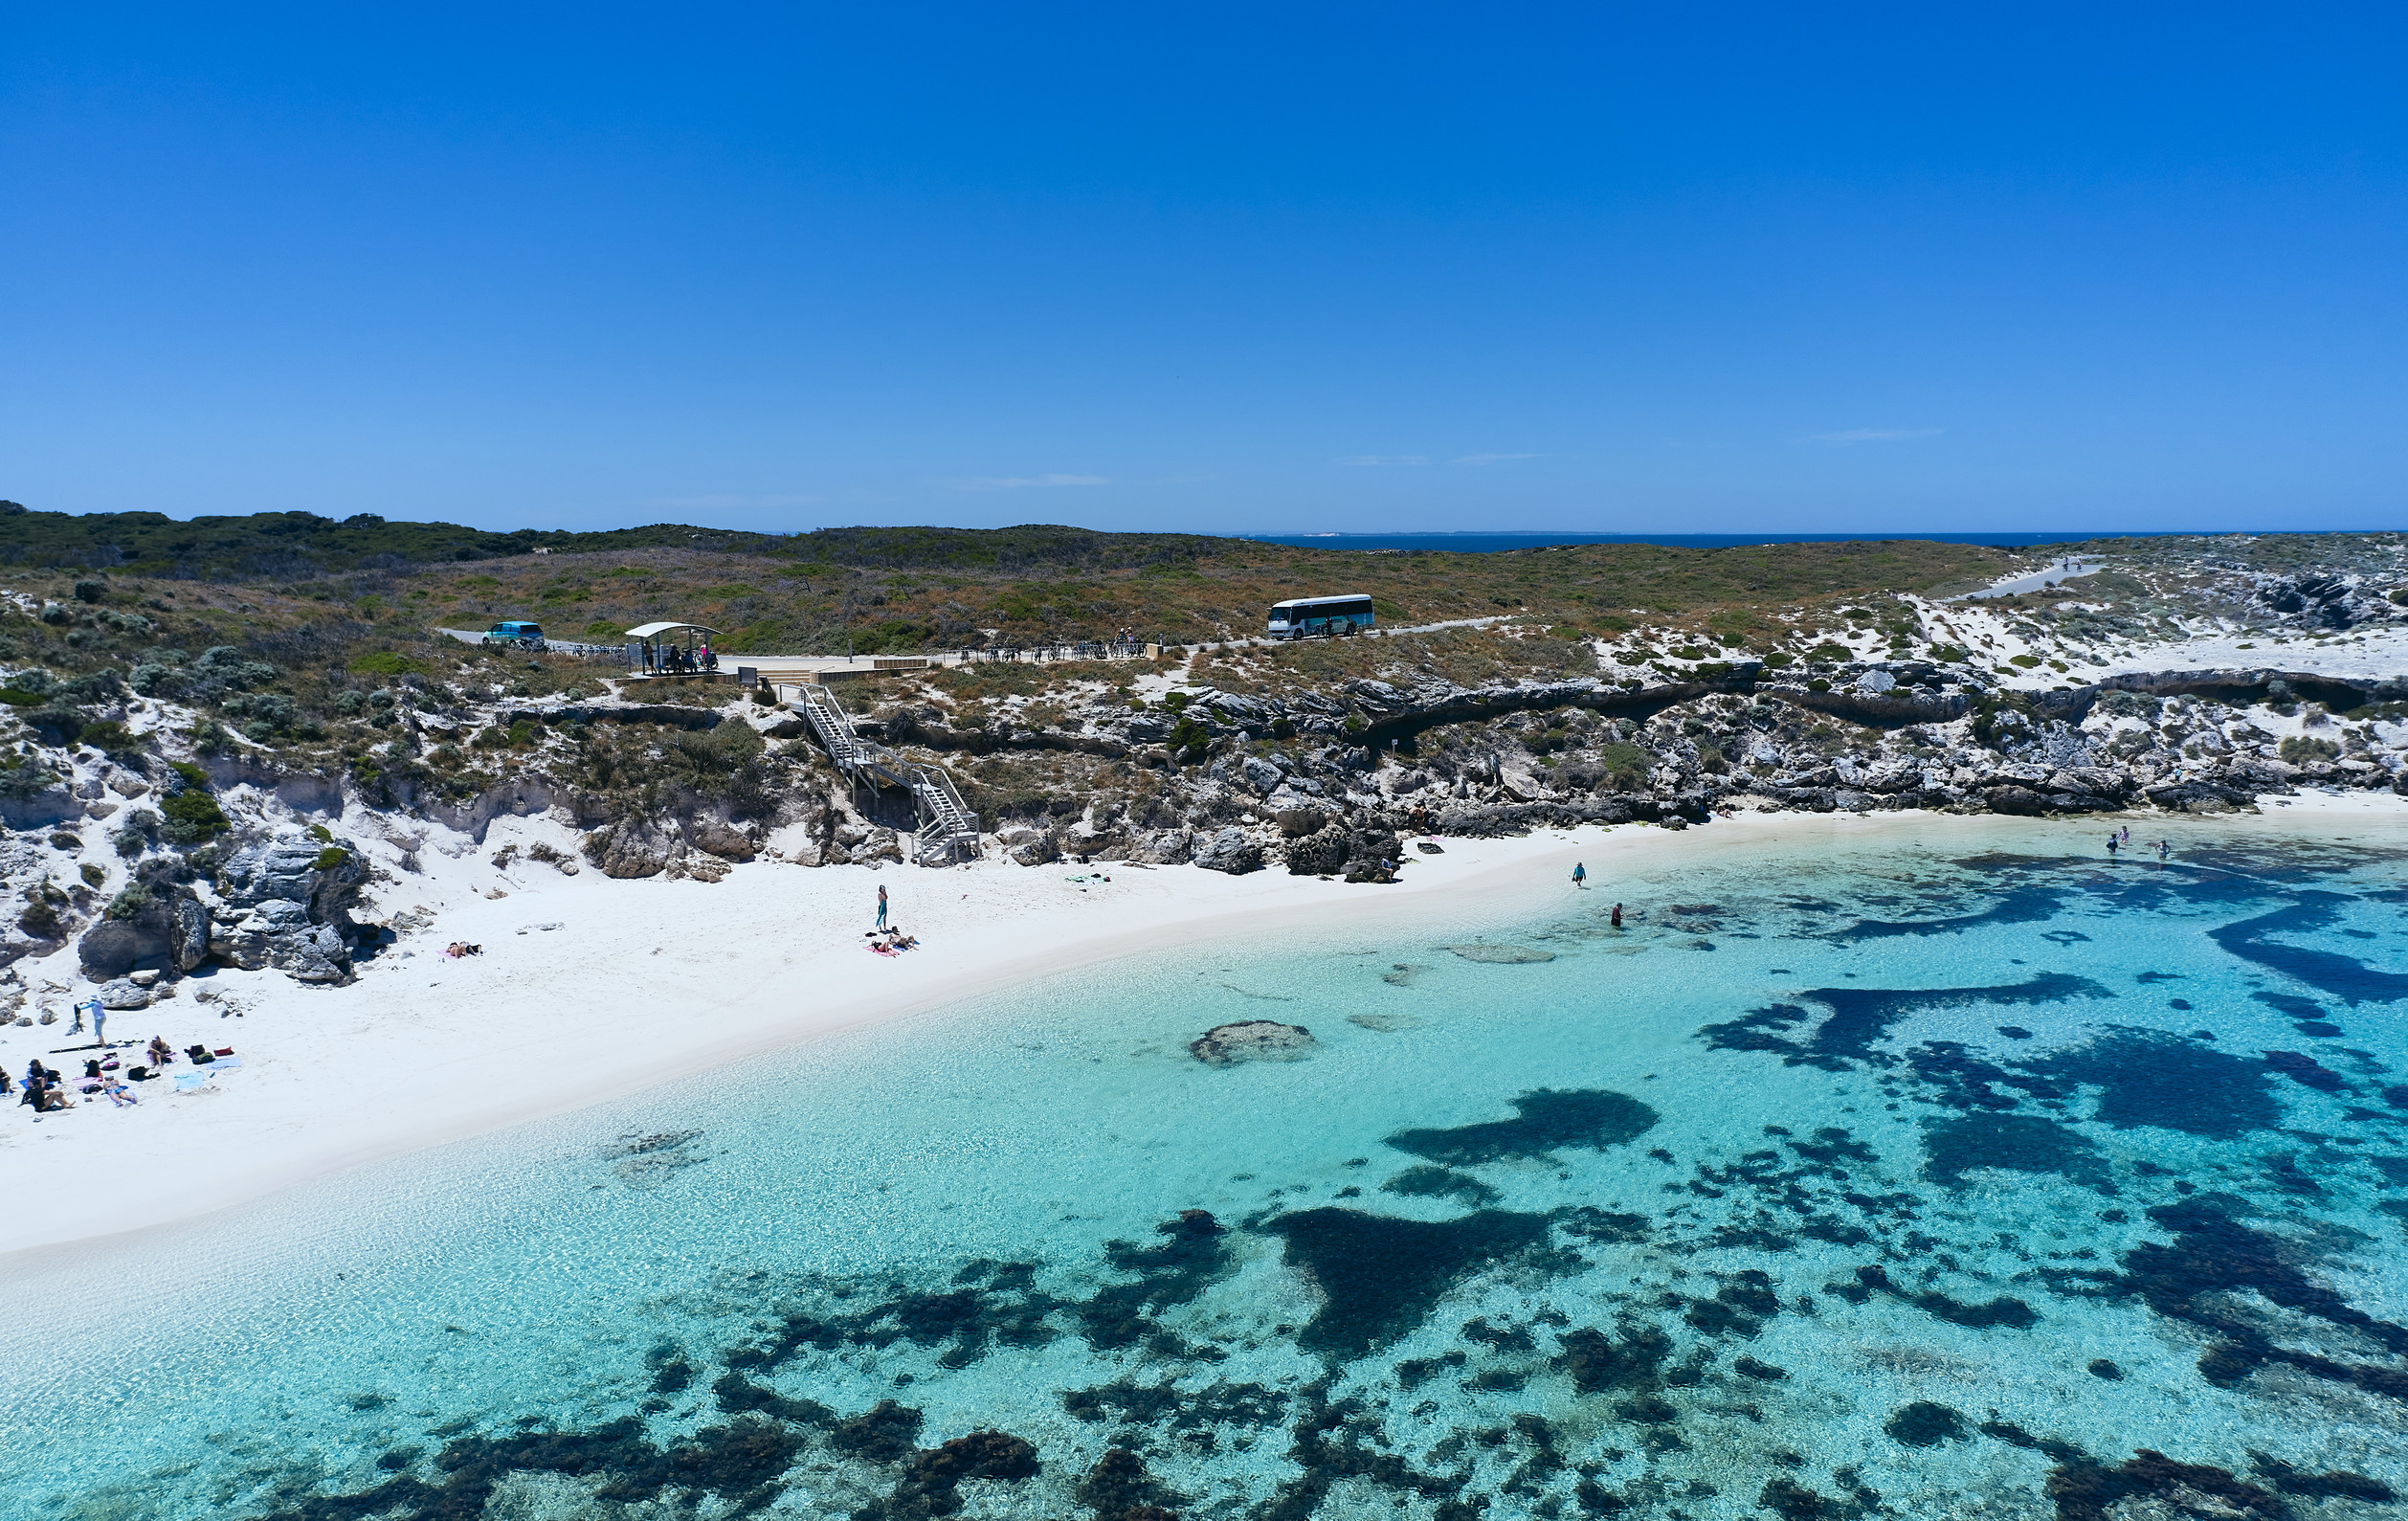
<box><xmin>624</xmin><ymin>621</ymin><xmax>720</xmax><ymax>638</ymax></box>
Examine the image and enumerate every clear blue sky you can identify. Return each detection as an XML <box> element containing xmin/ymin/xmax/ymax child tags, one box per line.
<box><xmin>6</xmin><ymin>4</ymin><xmax>2403</xmax><ymax>535</ymax></box>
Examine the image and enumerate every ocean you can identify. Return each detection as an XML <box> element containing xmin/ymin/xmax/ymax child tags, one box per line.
<box><xmin>1241</xmin><ymin>531</ymin><xmax>2220</xmax><ymax>554</ymax></box>
<box><xmin>6</xmin><ymin>819</ymin><xmax>2406</xmax><ymax>1520</ymax></box>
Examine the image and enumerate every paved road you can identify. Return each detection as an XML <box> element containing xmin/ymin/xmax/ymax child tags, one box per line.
<box><xmin>1951</xmin><ymin>558</ymin><xmax>2103</xmax><ymax>601</ymax></box>
<box><xmin>438</xmin><ymin>612</ymin><xmax>1525</xmax><ymax>681</ymax></box>
<box><xmin>437</xmin><ymin>628</ymin><xmax>623</xmax><ymax>656</ymax></box>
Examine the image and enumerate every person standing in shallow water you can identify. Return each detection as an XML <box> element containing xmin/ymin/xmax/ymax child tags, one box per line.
<box><xmin>1572</xmin><ymin>862</ymin><xmax>1587</xmax><ymax>889</ymax></box>
<box><xmin>2107</xmin><ymin>834</ymin><xmax>2119</xmax><ymax>857</ymax></box>
<box><xmin>1611</xmin><ymin>902</ymin><xmax>1623</xmax><ymax>928</ymax></box>
<box><xmin>877</xmin><ymin>884</ymin><xmax>888</xmax><ymax>930</ymax></box>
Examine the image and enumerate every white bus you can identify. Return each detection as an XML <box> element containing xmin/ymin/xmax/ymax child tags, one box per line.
<box><xmin>1268</xmin><ymin>594</ymin><xmax>1375</xmax><ymax>639</ymax></box>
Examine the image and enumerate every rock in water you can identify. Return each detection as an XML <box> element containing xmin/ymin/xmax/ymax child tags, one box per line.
<box><xmin>1190</xmin><ymin>1020</ymin><xmax>1316</xmax><ymax>1064</ymax></box>
<box><xmin>1445</xmin><ymin>944</ymin><xmax>1556</xmax><ymax>964</ymax></box>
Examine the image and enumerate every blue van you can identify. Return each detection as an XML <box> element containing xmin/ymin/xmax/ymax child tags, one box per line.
<box><xmin>481</xmin><ymin>620</ymin><xmax>546</xmax><ymax>651</ymax></box>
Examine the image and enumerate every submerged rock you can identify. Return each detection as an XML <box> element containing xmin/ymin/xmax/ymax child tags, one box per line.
<box><xmin>1444</xmin><ymin>943</ymin><xmax>1555</xmax><ymax>964</ymax></box>
<box><xmin>1189</xmin><ymin>1020</ymin><xmax>1315</xmax><ymax>1065</ymax></box>
<box><xmin>1268</xmin><ymin>1205</ymin><xmax>1551</xmax><ymax>1357</ymax></box>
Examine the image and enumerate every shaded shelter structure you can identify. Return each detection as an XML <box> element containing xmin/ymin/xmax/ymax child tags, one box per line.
<box><xmin>625</xmin><ymin>621</ymin><xmax>722</xmax><ymax>677</ymax></box>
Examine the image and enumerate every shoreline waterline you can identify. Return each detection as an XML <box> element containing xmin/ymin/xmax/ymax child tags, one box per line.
<box><xmin>6</xmin><ymin>794</ymin><xmax>2408</xmax><ymax>1520</ymax></box>
<box><xmin>5</xmin><ymin>793</ymin><xmax>2402</xmax><ymax>1278</ymax></box>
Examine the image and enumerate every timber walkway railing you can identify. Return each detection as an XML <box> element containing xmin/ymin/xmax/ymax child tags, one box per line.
<box><xmin>784</xmin><ymin>682</ymin><xmax>982</xmax><ymax>865</ymax></box>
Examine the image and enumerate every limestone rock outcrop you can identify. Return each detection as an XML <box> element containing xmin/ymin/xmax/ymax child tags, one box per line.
<box><xmin>1191</xmin><ymin>827</ymin><xmax>1263</xmax><ymax>875</ymax></box>
<box><xmin>1189</xmin><ymin>1020</ymin><xmax>1315</xmax><ymax>1064</ymax></box>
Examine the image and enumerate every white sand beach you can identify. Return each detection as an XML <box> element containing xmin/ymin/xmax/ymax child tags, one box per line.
<box><xmin>6</xmin><ymin>794</ymin><xmax>2404</xmax><ymax>1270</ymax></box>
<box><xmin>0</xmin><ymin>816</ymin><xmax>1669</xmax><ymax>1263</ymax></box>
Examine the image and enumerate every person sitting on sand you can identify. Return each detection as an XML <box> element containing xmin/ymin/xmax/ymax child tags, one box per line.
<box><xmin>147</xmin><ymin>1037</ymin><xmax>173</xmax><ymax>1067</ymax></box>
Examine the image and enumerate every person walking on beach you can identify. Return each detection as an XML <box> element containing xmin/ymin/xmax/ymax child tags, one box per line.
<box><xmin>876</xmin><ymin>884</ymin><xmax>889</xmax><ymax>930</ymax></box>
<box><xmin>1572</xmin><ymin>862</ymin><xmax>1587</xmax><ymax>889</ymax></box>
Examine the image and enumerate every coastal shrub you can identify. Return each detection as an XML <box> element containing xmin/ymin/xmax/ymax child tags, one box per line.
<box><xmin>1597</xmin><ymin>742</ymin><xmax>1653</xmax><ymax>792</ymax></box>
<box><xmin>18</xmin><ymin>897</ymin><xmax>62</xmax><ymax>939</ymax></box>
<box><xmin>75</xmin><ymin>720</ymin><xmax>144</xmax><ymax>759</ymax></box>
<box><xmin>115</xmin><ymin>810</ymin><xmax>163</xmax><ymax>857</ymax></box>
<box><xmin>348</xmin><ymin>650</ymin><xmax>433</xmax><ymax>678</ymax></box>
<box><xmin>2279</xmin><ymin>735</ymin><xmax>2339</xmax><ymax>764</ymax></box>
<box><xmin>161</xmin><ymin>764</ymin><xmax>231</xmax><ymax>843</ymax></box>
<box><xmin>313</xmin><ymin>846</ymin><xmax>350</xmax><ymax>870</ymax></box>
<box><xmin>1168</xmin><ymin>715</ymin><xmax>1211</xmax><ymax>760</ymax></box>
<box><xmin>104</xmin><ymin>884</ymin><xmax>148</xmax><ymax>919</ymax></box>
<box><xmin>73</xmin><ymin>579</ymin><xmax>107</xmax><ymax>604</ymax></box>
<box><xmin>2009</xmin><ymin>654</ymin><xmax>2042</xmax><ymax>668</ymax></box>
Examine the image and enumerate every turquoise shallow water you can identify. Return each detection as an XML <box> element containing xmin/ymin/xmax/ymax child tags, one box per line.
<box><xmin>7</xmin><ymin>821</ymin><xmax>2408</xmax><ymax>1520</ymax></box>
